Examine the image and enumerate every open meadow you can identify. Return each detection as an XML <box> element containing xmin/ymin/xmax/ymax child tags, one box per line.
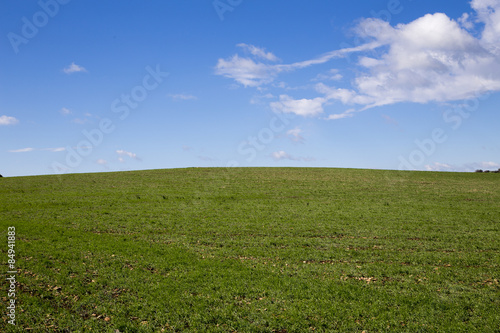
<box><xmin>1</xmin><ymin>167</ymin><xmax>499</xmax><ymax>332</ymax></box>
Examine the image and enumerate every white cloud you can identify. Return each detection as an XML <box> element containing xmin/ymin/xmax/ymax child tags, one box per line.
<box><xmin>168</xmin><ymin>94</ymin><xmax>198</xmax><ymax>101</ymax></box>
<box><xmin>326</xmin><ymin>109</ymin><xmax>355</xmax><ymax>120</ymax></box>
<box><xmin>215</xmin><ymin>55</ymin><xmax>277</xmax><ymax>87</ymax></box>
<box><xmin>424</xmin><ymin>162</ymin><xmax>454</xmax><ymax>171</ymax></box>
<box><xmin>275</xmin><ymin>42</ymin><xmax>381</xmax><ymax>72</ymax></box>
<box><xmin>216</xmin><ymin>1</ymin><xmax>500</xmax><ymax>119</ymax></box>
<box><xmin>8</xmin><ymin>148</ymin><xmax>34</xmax><ymax>153</ymax></box>
<box><xmin>458</xmin><ymin>13</ymin><xmax>474</xmax><ymax>30</ymax></box>
<box><xmin>215</xmin><ymin>42</ymin><xmax>379</xmax><ymax>88</ymax></box>
<box><xmin>466</xmin><ymin>161</ymin><xmax>500</xmax><ymax>171</ymax></box>
<box><xmin>116</xmin><ymin>149</ymin><xmax>141</xmax><ymax>161</ymax></box>
<box><xmin>315</xmin><ymin>83</ymin><xmax>374</xmax><ymax>105</ymax></box>
<box><xmin>287</xmin><ymin>127</ymin><xmax>305</xmax><ymax>143</ymax></box>
<box><xmin>425</xmin><ymin>161</ymin><xmax>500</xmax><ymax>172</ymax></box>
<box><xmin>270</xmin><ymin>95</ymin><xmax>326</xmax><ymax>117</ymax></box>
<box><xmin>59</xmin><ymin>107</ymin><xmax>71</xmax><ymax>115</ymax></box>
<box><xmin>237</xmin><ymin>43</ymin><xmax>280</xmax><ymax>61</ymax></box>
<box><xmin>272</xmin><ymin>150</ymin><xmax>291</xmax><ymax>160</ymax></box>
<box><xmin>471</xmin><ymin>0</ymin><xmax>500</xmax><ymax>53</ymax></box>
<box><xmin>250</xmin><ymin>93</ymin><xmax>274</xmax><ymax>105</ymax></box>
<box><xmin>71</xmin><ymin>112</ymin><xmax>96</xmax><ymax>124</ymax></box>
<box><xmin>9</xmin><ymin>147</ymin><xmax>66</xmax><ymax>153</ymax></box>
<box><xmin>96</xmin><ymin>159</ymin><xmax>108</xmax><ymax>165</ymax></box>
<box><xmin>271</xmin><ymin>150</ymin><xmax>315</xmax><ymax>162</ymax></box>
<box><xmin>312</xmin><ymin>69</ymin><xmax>343</xmax><ymax>82</ymax></box>
<box><xmin>0</xmin><ymin>115</ymin><xmax>19</xmax><ymax>126</ymax></box>
<box><xmin>41</xmin><ymin>147</ymin><xmax>66</xmax><ymax>152</ymax></box>
<box><xmin>63</xmin><ymin>62</ymin><xmax>87</xmax><ymax>74</ymax></box>
<box><xmin>322</xmin><ymin>8</ymin><xmax>500</xmax><ymax>110</ymax></box>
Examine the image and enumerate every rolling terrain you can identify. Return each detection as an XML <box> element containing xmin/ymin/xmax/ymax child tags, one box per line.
<box><xmin>1</xmin><ymin>168</ymin><xmax>499</xmax><ymax>332</ymax></box>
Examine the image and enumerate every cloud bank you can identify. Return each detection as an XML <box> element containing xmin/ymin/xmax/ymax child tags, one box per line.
<box><xmin>425</xmin><ymin>161</ymin><xmax>500</xmax><ymax>172</ymax></box>
<box><xmin>215</xmin><ymin>1</ymin><xmax>500</xmax><ymax>118</ymax></box>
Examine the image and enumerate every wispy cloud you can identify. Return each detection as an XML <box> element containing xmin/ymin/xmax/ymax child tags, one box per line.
<box><xmin>250</xmin><ymin>93</ymin><xmax>274</xmax><ymax>105</ymax></box>
<box><xmin>9</xmin><ymin>147</ymin><xmax>65</xmax><ymax>153</ymax></box>
<box><xmin>216</xmin><ymin>1</ymin><xmax>500</xmax><ymax>119</ymax></box>
<box><xmin>278</xmin><ymin>42</ymin><xmax>381</xmax><ymax>72</ymax></box>
<box><xmin>425</xmin><ymin>161</ymin><xmax>500</xmax><ymax>172</ymax></box>
<box><xmin>215</xmin><ymin>54</ymin><xmax>277</xmax><ymax>87</ymax></box>
<box><xmin>63</xmin><ymin>62</ymin><xmax>87</xmax><ymax>74</ymax></box>
<box><xmin>312</xmin><ymin>69</ymin><xmax>343</xmax><ymax>82</ymax></box>
<box><xmin>215</xmin><ymin>42</ymin><xmax>380</xmax><ymax>88</ymax></box>
<box><xmin>381</xmin><ymin>114</ymin><xmax>404</xmax><ymax>131</ymax></box>
<box><xmin>168</xmin><ymin>93</ymin><xmax>198</xmax><ymax>101</ymax></box>
<box><xmin>271</xmin><ymin>150</ymin><xmax>315</xmax><ymax>162</ymax></box>
<box><xmin>326</xmin><ymin>108</ymin><xmax>356</xmax><ymax>120</ymax></box>
<box><xmin>96</xmin><ymin>159</ymin><xmax>109</xmax><ymax>170</ymax></box>
<box><xmin>0</xmin><ymin>115</ymin><xmax>19</xmax><ymax>126</ymax></box>
<box><xmin>116</xmin><ymin>149</ymin><xmax>141</xmax><ymax>161</ymax></box>
<box><xmin>315</xmin><ymin>83</ymin><xmax>373</xmax><ymax>105</ymax></box>
<box><xmin>8</xmin><ymin>148</ymin><xmax>34</xmax><ymax>153</ymax></box>
<box><xmin>463</xmin><ymin>161</ymin><xmax>500</xmax><ymax>171</ymax></box>
<box><xmin>71</xmin><ymin>112</ymin><xmax>94</xmax><ymax>124</ymax></box>
<box><xmin>382</xmin><ymin>114</ymin><xmax>399</xmax><ymax>127</ymax></box>
<box><xmin>41</xmin><ymin>147</ymin><xmax>66</xmax><ymax>152</ymax></box>
<box><xmin>424</xmin><ymin>162</ymin><xmax>455</xmax><ymax>172</ymax></box>
<box><xmin>59</xmin><ymin>107</ymin><xmax>72</xmax><ymax>115</ymax></box>
<box><xmin>237</xmin><ymin>43</ymin><xmax>280</xmax><ymax>62</ymax></box>
<box><xmin>270</xmin><ymin>95</ymin><xmax>326</xmax><ymax>117</ymax></box>
<box><xmin>286</xmin><ymin>127</ymin><xmax>305</xmax><ymax>143</ymax></box>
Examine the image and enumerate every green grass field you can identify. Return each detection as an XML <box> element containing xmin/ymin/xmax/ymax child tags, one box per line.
<box><xmin>1</xmin><ymin>167</ymin><xmax>499</xmax><ymax>332</ymax></box>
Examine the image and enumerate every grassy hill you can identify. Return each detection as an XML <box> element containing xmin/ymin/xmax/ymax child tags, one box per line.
<box><xmin>1</xmin><ymin>168</ymin><xmax>499</xmax><ymax>332</ymax></box>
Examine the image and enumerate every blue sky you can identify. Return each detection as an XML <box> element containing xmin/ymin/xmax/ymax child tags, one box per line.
<box><xmin>1</xmin><ymin>0</ymin><xmax>500</xmax><ymax>177</ymax></box>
